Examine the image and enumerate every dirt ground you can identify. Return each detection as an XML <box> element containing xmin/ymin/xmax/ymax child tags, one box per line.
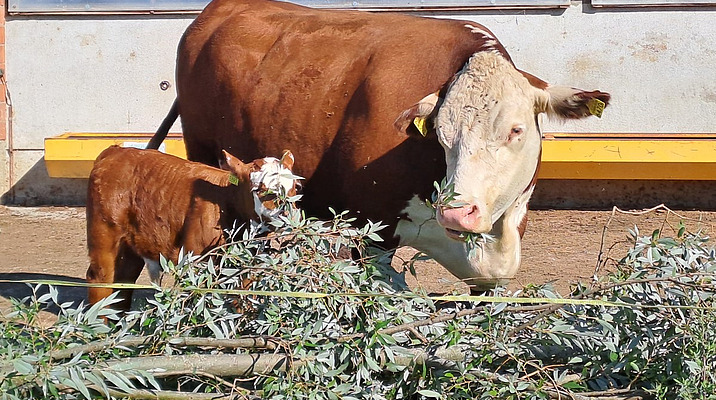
<box><xmin>1</xmin><ymin>205</ymin><xmax>715</xmax><ymax>320</ymax></box>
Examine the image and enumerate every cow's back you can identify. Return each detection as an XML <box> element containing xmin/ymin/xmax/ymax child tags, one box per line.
<box><xmin>176</xmin><ymin>0</ymin><xmax>507</xmax><ymax>243</ymax></box>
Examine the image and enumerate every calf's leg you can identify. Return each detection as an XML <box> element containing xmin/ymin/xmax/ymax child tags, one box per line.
<box><xmin>86</xmin><ymin>235</ymin><xmax>144</xmax><ymax>312</ymax></box>
<box><xmin>86</xmin><ymin>229</ymin><xmax>120</xmax><ymax>307</ymax></box>
<box><xmin>112</xmin><ymin>243</ymin><xmax>146</xmax><ymax>311</ymax></box>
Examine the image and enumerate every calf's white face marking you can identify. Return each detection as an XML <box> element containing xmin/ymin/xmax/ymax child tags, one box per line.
<box><xmin>250</xmin><ymin>156</ymin><xmax>298</xmax><ymax>219</ymax></box>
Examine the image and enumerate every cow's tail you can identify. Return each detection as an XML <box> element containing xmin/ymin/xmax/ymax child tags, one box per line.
<box><xmin>146</xmin><ymin>98</ymin><xmax>179</xmax><ymax>150</ymax></box>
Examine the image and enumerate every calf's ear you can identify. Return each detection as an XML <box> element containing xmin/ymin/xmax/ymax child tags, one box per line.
<box><xmin>394</xmin><ymin>92</ymin><xmax>441</xmax><ymax>137</ymax></box>
<box><xmin>537</xmin><ymin>86</ymin><xmax>611</xmax><ymax>120</ymax></box>
<box><xmin>280</xmin><ymin>150</ymin><xmax>295</xmax><ymax>170</ymax></box>
<box><xmin>221</xmin><ymin>150</ymin><xmax>252</xmax><ymax>179</ymax></box>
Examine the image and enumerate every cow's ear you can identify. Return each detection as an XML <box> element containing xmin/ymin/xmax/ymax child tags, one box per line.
<box><xmin>394</xmin><ymin>92</ymin><xmax>441</xmax><ymax>137</ymax></box>
<box><xmin>280</xmin><ymin>149</ymin><xmax>295</xmax><ymax>170</ymax></box>
<box><xmin>538</xmin><ymin>86</ymin><xmax>611</xmax><ymax>120</ymax></box>
<box><xmin>222</xmin><ymin>150</ymin><xmax>251</xmax><ymax>178</ymax></box>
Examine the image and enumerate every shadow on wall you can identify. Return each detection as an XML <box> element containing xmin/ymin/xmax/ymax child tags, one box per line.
<box><xmin>532</xmin><ymin>180</ymin><xmax>716</xmax><ymax>210</ymax></box>
<box><xmin>1</xmin><ymin>157</ymin><xmax>88</xmax><ymax>206</ymax></box>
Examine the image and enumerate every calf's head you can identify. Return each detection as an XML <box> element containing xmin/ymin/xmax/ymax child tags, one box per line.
<box><xmin>398</xmin><ymin>51</ymin><xmax>610</xmax><ymax>239</ymax></box>
<box><xmin>222</xmin><ymin>150</ymin><xmax>299</xmax><ymax>220</ymax></box>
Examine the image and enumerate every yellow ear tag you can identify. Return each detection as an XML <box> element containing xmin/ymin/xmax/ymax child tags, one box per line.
<box><xmin>228</xmin><ymin>174</ymin><xmax>240</xmax><ymax>186</ymax></box>
<box><xmin>587</xmin><ymin>98</ymin><xmax>606</xmax><ymax>118</ymax></box>
<box><xmin>413</xmin><ymin>116</ymin><xmax>428</xmax><ymax>137</ymax></box>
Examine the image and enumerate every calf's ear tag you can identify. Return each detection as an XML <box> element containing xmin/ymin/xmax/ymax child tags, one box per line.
<box><xmin>413</xmin><ymin>116</ymin><xmax>428</xmax><ymax>137</ymax></box>
<box><xmin>587</xmin><ymin>98</ymin><xmax>605</xmax><ymax>118</ymax></box>
<box><xmin>228</xmin><ymin>174</ymin><xmax>240</xmax><ymax>186</ymax></box>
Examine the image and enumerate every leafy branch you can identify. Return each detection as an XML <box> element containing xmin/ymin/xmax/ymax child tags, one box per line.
<box><xmin>1</xmin><ymin>204</ymin><xmax>714</xmax><ymax>399</ymax></box>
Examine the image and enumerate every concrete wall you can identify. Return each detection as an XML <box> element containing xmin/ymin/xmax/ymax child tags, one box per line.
<box><xmin>0</xmin><ymin>2</ymin><xmax>8</xmax><ymax>201</ymax></box>
<box><xmin>3</xmin><ymin>2</ymin><xmax>716</xmax><ymax>205</ymax></box>
<box><xmin>3</xmin><ymin>15</ymin><xmax>191</xmax><ymax>204</ymax></box>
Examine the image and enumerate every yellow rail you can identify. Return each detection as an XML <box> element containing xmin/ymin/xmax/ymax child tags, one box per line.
<box><xmin>44</xmin><ymin>133</ymin><xmax>187</xmax><ymax>178</ymax></box>
<box><xmin>539</xmin><ymin>133</ymin><xmax>716</xmax><ymax>180</ymax></box>
<box><xmin>44</xmin><ymin>132</ymin><xmax>716</xmax><ymax>180</ymax></box>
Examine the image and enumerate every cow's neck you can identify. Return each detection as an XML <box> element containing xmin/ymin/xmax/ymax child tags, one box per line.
<box><xmin>395</xmin><ymin>186</ymin><xmax>533</xmax><ymax>291</ymax></box>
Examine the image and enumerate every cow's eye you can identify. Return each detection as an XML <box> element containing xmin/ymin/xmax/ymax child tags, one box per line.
<box><xmin>508</xmin><ymin>125</ymin><xmax>524</xmax><ymax>142</ymax></box>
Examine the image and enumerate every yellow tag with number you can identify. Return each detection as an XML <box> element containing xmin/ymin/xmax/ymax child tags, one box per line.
<box><xmin>587</xmin><ymin>98</ymin><xmax>606</xmax><ymax>118</ymax></box>
<box><xmin>228</xmin><ymin>174</ymin><xmax>240</xmax><ymax>186</ymax></box>
<box><xmin>413</xmin><ymin>116</ymin><xmax>428</xmax><ymax>137</ymax></box>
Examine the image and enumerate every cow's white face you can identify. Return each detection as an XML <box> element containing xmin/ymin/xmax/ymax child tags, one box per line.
<box><xmin>394</xmin><ymin>44</ymin><xmax>609</xmax><ymax>287</ymax></box>
<box><xmin>434</xmin><ymin>52</ymin><xmax>542</xmax><ymax>237</ymax></box>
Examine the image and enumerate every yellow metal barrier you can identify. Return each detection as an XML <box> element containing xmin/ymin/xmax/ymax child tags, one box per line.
<box><xmin>539</xmin><ymin>133</ymin><xmax>716</xmax><ymax>180</ymax></box>
<box><xmin>44</xmin><ymin>133</ymin><xmax>187</xmax><ymax>178</ymax></box>
<box><xmin>44</xmin><ymin>132</ymin><xmax>716</xmax><ymax>180</ymax></box>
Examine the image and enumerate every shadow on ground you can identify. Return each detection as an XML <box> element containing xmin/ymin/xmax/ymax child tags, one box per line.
<box><xmin>0</xmin><ymin>272</ymin><xmax>154</xmax><ymax>316</ymax></box>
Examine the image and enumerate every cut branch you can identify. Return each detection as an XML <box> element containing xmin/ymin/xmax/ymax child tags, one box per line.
<box><xmin>47</xmin><ymin>335</ymin><xmax>279</xmax><ymax>362</ymax></box>
<box><xmin>102</xmin><ymin>353</ymin><xmax>294</xmax><ymax>377</ymax></box>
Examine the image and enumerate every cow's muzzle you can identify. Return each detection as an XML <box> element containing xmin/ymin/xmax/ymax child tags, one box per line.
<box><xmin>436</xmin><ymin>204</ymin><xmax>491</xmax><ymax>239</ymax></box>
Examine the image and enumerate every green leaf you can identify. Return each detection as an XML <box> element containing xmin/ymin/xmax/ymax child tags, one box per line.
<box><xmin>12</xmin><ymin>359</ymin><xmax>34</xmax><ymax>375</ymax></box>
<box><xmin>85</xmin><ymin>372</ymin><xmax>110</xmax><ymax>398</ymax></box>
<box><xmin>678</xmin><ymin>221</ymin><xmax>686</xmax><ymax>238</ymax></box>
<box><xmin>101</xmin><ymin>370</ymin><xmax>135</xmax><ymax>393</ymax></box>
<box><xmin>651</xmin><ymin>229</ymin><xmax>660</xmax><ymax>241</ymax></box>
<box><xmin>417</xmin><ymin>389</ymin><xmax>442</xmax><ymax>398</ymax></box>
<box><xmin>365</xmin><ymin>355</ymin><xmax>381</xmax><ymax>371</ymax></box>
<box><xmin>562</xmin><ymin>381</ymin><xmax>584</xmax><ymax>390</ymax></box>
<box><xmin>69</xmin><ymin>368</ymin><xmax>92</xmax><ymax>399</ymax></box>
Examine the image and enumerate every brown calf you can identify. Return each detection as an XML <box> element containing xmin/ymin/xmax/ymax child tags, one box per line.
<box><xmin>86</xmin><ymin>145</ymin><xmax>297</xmax><ymax>310</ymax></box>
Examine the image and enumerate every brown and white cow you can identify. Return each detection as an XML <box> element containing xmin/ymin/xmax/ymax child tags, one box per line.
<box><xmin>86</xmin><ymin>145</ymin><xmax>297</xmax><ymax>310</ymax></box>
<box><xmin>148</xmin><ymin>0</ymin><xmax>610</xmax><ymax>291</ymax></box>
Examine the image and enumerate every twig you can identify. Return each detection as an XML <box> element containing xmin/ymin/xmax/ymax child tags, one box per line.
<box><xmin>573</xmin><ymin>388</ymin><xmax>652</xmax><ymax>399</ymax></box>
<box><xmin>507</xmin><ymin>272</ymin><xmax>716</xmax><ymax>338</ymax></box>
<box><xmin>595</xmin><ymin>204</ymin><xmax>710</xmax><ymax>278</ymax></box>
<box><xmin>408</xmin><ymin>326</ymin><xmax>428</xmax><ymax>344</ymax></box>
<box><xmin>337</xmin><ymin>303</ymin><xmax>553</xmax><ymax>343</ymax></box>
<box><xmin>100</xmin><ymin>353</ymin><xmax>294</xmax><ymax>377</ymax></box>
<box><xmin>81</xmin><ymin>384</ymin><xmax>246</xmax><ymax>400</ymax></box>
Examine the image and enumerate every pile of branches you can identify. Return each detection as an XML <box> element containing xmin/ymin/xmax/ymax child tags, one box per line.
<box><xmin>1</xmin><ymin>207</ymin><xmax>714</xmax><ymax>399</ymax></box>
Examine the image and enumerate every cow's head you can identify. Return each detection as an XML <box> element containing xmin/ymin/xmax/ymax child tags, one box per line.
<box><xmin>222</xmin><ymin>149</ymin><xmax>300</xmax><ymax>221</ymax></box>
<box><xmin>397</xmin><ymin>51</ymin><xmax>610</xmax><ymax>239</ymax></box>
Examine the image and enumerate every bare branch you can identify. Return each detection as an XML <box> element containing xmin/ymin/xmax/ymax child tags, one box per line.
<box><xmin>47</xmin><ymin>335</ymin><xmax>280</xmax><ymax>362</ymax></box>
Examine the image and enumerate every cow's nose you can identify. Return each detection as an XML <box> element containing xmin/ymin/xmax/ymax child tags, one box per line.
<box><xmin>436</xmin><ymin>204</ymin><xmax>483</xmax><ymax>234</ymax></box>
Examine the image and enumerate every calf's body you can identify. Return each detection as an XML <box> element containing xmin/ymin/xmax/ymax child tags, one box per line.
<box><xmin>86</xmin><ymin>145</ymin><xmax>295</xmax><ymax>310</ymax></box>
